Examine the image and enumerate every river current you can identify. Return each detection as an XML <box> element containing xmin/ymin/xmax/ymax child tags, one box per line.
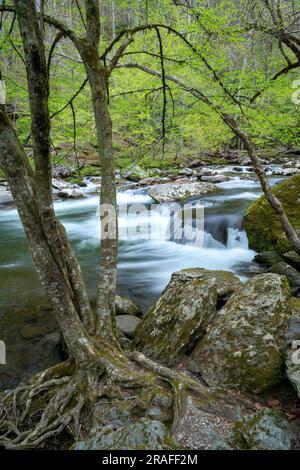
<box><xmin>0</xmin><ymin>166</ymin><xmax>284</xmax><ymax>314</ymax></box>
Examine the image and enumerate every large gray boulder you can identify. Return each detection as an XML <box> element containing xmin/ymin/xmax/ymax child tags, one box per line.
<box><xmin>133</xmin><ymin>269</ymin><xmax>241</xmax><ymax>366</ymax></box>
<box><xmin>72</xmin><ymin>419</ymin><xmax>169</xmax><ymax>450</ymax></box>
<box><xmin>148</xmin><ymin>181</ymin><xmax>217</xmax><ymax>203</ymax></box>
<box><xmin>285</xmin><ymin>298</ymin><xmax>300</xmax><ymax>399</ymax></box>
<box><xmin>233</xmin><ymin>409</ymin><xmax>297</xmax><ymax>450</ymax></box>
<box><xmin>116</xmin><ymin>314</ymin><xmax>141</xmax><ymax>338</ymax></box>
<box><xmin>188</xmin><ymin>274</ymin><xmax>292</xmax><ymax>393</ymax></box>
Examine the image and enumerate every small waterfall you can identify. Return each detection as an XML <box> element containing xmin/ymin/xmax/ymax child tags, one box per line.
<box><xmin>165</xmin><ymin>205</ymin><xmax>249</xmax><ymax>250</ymax></box>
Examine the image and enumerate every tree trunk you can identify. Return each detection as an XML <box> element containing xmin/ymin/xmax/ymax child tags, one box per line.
<box><xmin>221</xmin><ymin>113</ymin><xmax>300</xmax><ymax>255</ymax></box>
<box><xmin>77</xmin><ymin>41</ymin><xmax>119</xmax><ymax>345</ymax></box>
<box><xmin>13</xmin><ymin>0</ymin><xmax>95</xmax><ymax>333</ymax></box>
<box><xmin>0</xmin><ymin>106</ymin><xmax>99</xmax><ymax>366</ymax></box>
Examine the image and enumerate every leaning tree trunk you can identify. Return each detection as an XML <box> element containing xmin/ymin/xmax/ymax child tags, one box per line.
<box><xmin>0</xmin><ymin>105</ymin><xmax>99</xmax><ymax>366</ymax></box>
<box><xmin>120</xmin><ymin>62</ymin><xmax>300</xmax><ymax>256</ymax></box>
<box><xmin>221</xmin><ymin>113</ymin><xmax>300</xmax><ymax>256</ymax></box>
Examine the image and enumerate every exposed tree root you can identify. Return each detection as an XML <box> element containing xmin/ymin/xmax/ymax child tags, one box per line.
<box><xmin>0</xmin><ymin>349</ymin><xmax>222</xmax><ymax>449</ymax></box>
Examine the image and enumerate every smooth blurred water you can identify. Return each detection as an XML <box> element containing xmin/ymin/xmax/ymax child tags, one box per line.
<box><xmin>0</xmin><ymin>167</ymin><xmax>284</xmax><ymax>313</ymax></box>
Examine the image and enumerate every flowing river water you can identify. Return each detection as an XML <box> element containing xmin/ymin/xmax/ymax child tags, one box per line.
<box><xmin>0</xmin><ymin>166</ymin><xmax>284</xmax><ymax>316</ymax></box>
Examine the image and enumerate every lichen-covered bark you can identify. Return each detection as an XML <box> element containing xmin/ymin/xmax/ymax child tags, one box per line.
<box><xmin>13</xmin><ymin>0</ymin><xmax>94</xmax><ymax>333</ymax></box>
<box><xmin>74</xmin><ymin>5</ymin><xmax>119</xmax><ymax>345</ymax></box>
<box><xmin>0</xmin><ymin>105</ymin><xmax>98</xmax><ymax>366</ymax></box>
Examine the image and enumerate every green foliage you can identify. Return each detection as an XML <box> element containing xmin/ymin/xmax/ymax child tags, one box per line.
<box><xmin>0</xmin><ymin>0</ymin><xmax>299</xmax><ymax>172</ymax></box>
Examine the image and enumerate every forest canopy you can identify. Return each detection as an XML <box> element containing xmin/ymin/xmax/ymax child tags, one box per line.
<box><xmin>1</xmin><ymin>0</ymin><xmax>299</xmax><ymax>169</ymax></box>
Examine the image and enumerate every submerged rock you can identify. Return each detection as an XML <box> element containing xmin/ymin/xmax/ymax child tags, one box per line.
<box><xmin>133</xmin><ymin>269</ymin><xmax>241</xmax><ymax>366</ymax></box>
<box><xmin>233</xmin><ymin>409</ymin><xmax>297</xmax><ymax>450</ymax></box>
<box><xmin>188</xmin><ymin>274</ymin><xmax>292</xmax><ymax>393</ymax></box>
<box><xmin>0</xmin><ymin>301</ymin><xmax>61</xmax><ymax>389</ymax></box>
<box><xmin>115</xmin><ymin>295</ymin><xmax>141</xmax><ymax>316</ymax></box>
<box><xmin>116</xmin><ymin>315</ymin><xmax>141</xmax><ymax>338</ymax></box>
<box><xmin>243</xmin><ymin>174</ymin><xmax>300</xmax><ymax>253</ymax></box>
<box><xmin>148</xmin><ymin>181</ymin><xmax>217</xmax><ymax>203</ymax></box>
<box><xmin>72</xmin><ymin>418</ymin><xmax>169</xmax><ymax>450</ymax></box>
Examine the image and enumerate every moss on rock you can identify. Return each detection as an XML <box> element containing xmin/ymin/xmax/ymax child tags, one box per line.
<box><xmin>243</xmin><ymin>174</ymin><xmax>300</xmax><ymax>253</ymax></box>
<box><xmin>133</xmin><ymin>269</ymin><xmax>241</xmax><ymax>367</ymax></box>
<box><xmin>233</xmin><ymin>409</ymin><xmax>297</xmax><ymax>450</ymax></box>
<box><xmin>188</xmin><ymin>274</ymin><xmax>292</xmax><ymax>393</ymax></box>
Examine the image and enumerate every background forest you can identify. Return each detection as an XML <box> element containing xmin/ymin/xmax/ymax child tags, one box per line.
<box><xmin>1</xmin><ymin>0</ymin><xmax>300</xmax><ymax>173</ymax></box>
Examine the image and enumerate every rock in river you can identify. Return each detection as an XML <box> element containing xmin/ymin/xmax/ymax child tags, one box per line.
<box><xmin>52</xmin><ymin>178</ymin><xmax>85</xmax><ymax>199</ymax></box>
<box><xmin>133</xmin><ymin>268</ymin><xmax>241</xmax><ymax>366</ymax></box>
<box><xmin>148</xmin><ymin>181</ymin><xmax>217</xmax><ymax>203</ymax></box>
<box><xmin>243</xmin><ymin>174</ymin><xmax>300</xmax><ymax>253</ymax></box>
<box><xmin>188</xmin><ymin>273</ymin><xmax>292</xmax><ymax>393</ymax></box>
<box><xmin>116</xmin><ymin>314</ymin><xmax>141</xmax><ymax>339</ymax></box>
<box><xmin>115</xmin><ymin>295</ymin><xmax>141</xmax><ymax>316</ymax></box>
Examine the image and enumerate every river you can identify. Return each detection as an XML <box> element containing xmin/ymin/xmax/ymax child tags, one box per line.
<box><xmin>0</xmin><ymin>166</ymin><xmax>284</xmax><ymax>316</ymax></box>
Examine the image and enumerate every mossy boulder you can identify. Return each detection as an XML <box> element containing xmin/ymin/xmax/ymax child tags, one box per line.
<box><xmin>188</xmin><ymin>274</ymin><xmax>292</xmax><ymax>393</ymax></box>
<box><xmin>72</xmin><ymin>419</ymin><xmax>170</xmax><ymax>450</ymax></box>
<box><xmin>233</xmin><ymin>409</ymin><xmax>297</xmax><ymax>450</ymax></box>
<box><xmin>267</xmin><ymin>262</ymin><xmax>300</xmax><ymax>295</ymax></box>
<box><xmin>133</xmin><ymin>269</ymin><xmax>241</xmax><ymax>367</ymax></box>
<box><xmin>243</xmin><ymin>174</ymin><xmax>300</xmax><ymax>253</ymax></box>
<box><xmin>285</xmin><ymin>298</ymin><xmax>300</xmax><ymax>399</ymax></box>
<box><xmin>282</xmin><ymin>251</ymin><xmax>300</xmax><ymax>270</ymax></box>
<box><xmin>254</xmin><ymin>251</ymin><xmax>283</xmax><ymax>267</ymax></box>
